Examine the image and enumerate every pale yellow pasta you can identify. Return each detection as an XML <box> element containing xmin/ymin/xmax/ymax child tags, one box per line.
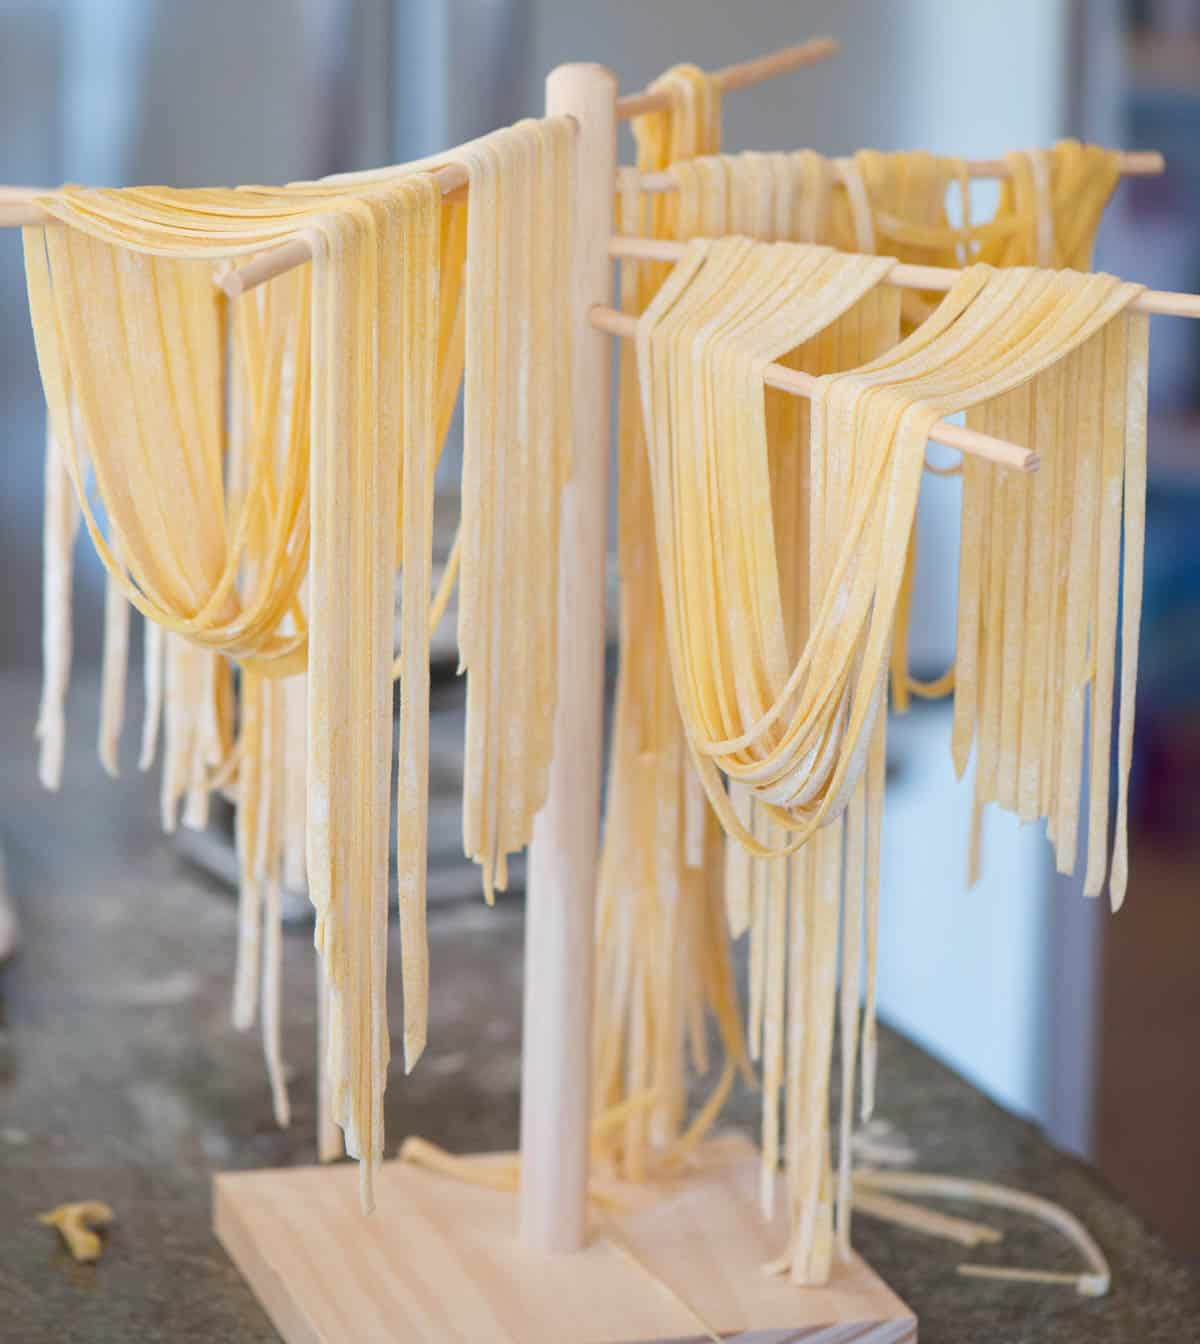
<box><xmin>23</xmin><ymin>119</ymin><xmax>574</xmax><ymax>1202</ymax></box>
<box><xmin>592</xmin><ymin>63</ymin><xmax>750</xmax><ymax>1185</ymax></box>
<box><xmin>636</xmin><ymin>238</ymin><xmax>1145</xmax><ymax>1281</ymax></box>
<box><xmin>35</xmin><ymin>420</ymin><xmax>79</xmax><ymax>790</ymax></box>
<box><xmin>955</xmin><ymin>314</ymin><xmax>1149</xmax><ymax>910</ymax></box>
<box><xmin>97</xmin><ymin>561</ymin><xmax>129</xmax><ymax>778</ymax></box>
<box><xmin>661</xmin><ymin>143</ymin><xmax>1123</xmax><ymax>729</ymax></box>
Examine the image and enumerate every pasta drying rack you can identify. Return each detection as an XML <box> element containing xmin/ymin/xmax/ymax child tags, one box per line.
<box><xmin>7</xmin><ymin>32</ymin><xmax>1199</xmax><ymax>1344</ymax></box>
<box><xmin>213</xmin><ymin>41</ymin><xmax>919</xmax><ymax>1344</ymax></box>
<box><xmin>139</xmin><ymin>38</ymin><xmax>1200</xmax><ymax>1344</ymax></box>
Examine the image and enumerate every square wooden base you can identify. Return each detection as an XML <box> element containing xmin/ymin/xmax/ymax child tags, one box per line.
<box><xmin>214</xmin><ymin>1134</ymin><xmax>916</xmax><ymax>1342</ymax></box>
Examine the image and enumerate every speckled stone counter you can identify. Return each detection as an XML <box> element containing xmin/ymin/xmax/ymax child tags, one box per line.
<box><xmin>1</xmin><ymin>673</ymin><xmax>1197</xmax><ymax>1343</ymax></box>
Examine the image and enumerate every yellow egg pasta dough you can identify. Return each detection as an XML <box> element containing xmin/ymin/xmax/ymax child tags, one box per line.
<box><xmin>23</xmin><ymin>117</ymin><xmax>574</xmax><ymax>1203</ymax></box>
<box><xmin>635</xmin><ymin>238</ymin><xmax>1145</xmax><ymax>1280</ymax></box>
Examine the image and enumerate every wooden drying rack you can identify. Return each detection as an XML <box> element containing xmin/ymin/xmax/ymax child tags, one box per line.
<box><xmin>6</xmin><ymin>32</ymin><xmax>1199</xmax><ymax>1344</ymax></box>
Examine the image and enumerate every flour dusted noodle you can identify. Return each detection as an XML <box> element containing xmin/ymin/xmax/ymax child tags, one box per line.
<box><xmin>636</xmin><ymin>239</ymin><xmax>1145</xmax><ymax>1279</ymax></box>
<box><xmin>23</xmin><ymin>119</ymin><xmax>574</xmax><ymax>1198</ymax></box>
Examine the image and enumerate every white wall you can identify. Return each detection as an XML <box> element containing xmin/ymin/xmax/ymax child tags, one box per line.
<box><xmin>880</xmin><ymin>707</ymin><xmax>1052</xmax><ymax>1118</ymax></box>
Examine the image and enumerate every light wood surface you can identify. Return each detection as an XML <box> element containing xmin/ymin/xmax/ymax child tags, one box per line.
<box><xmin>588</xmin><ymin>305</ymin><xmax>1038</xmax><ymax>472</ymax></box>
<box><xmin>615</xmin><ymin>36</ymin><xmax>839</xmax><ymax>120</ymax></box>
<box><xmin>634</xmin><ymin>150</ymin><xmax>1165</xmax><ymax>192</ymax></box>
<box><xmin>0</xmin><ymin>202</ymin><xmax>49</xmax><ymax>227</ymax></box>
<box><xmin>608</xmin><ymin>234</ymin><xmax>1200</xmax><ymax>320</ymax></box>
<box><xmin>214</xmin><ymin>1134</ymin><xmax>917</xmax><ymax>1343</ymax></box>
<box><xmin>216</xmin><ymin>162</ymin><xmax>470</xmax><ymax>298</ymax></box>
<box><xmin>518</xmin><ymin>62</ymin><xmax>618</xmax><ymax>1257</ymax></box>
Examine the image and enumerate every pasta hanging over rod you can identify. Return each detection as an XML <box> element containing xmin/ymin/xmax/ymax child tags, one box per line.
<box><xmin>655</xmin><ymin>141</ymin><xmax>1122</xmax><ymax>703</ymax></box>
<box><xmin>642</xmin><ymin>138</ymin><xmax>1120</xmax><ymax>725</ymax></box>
<box><xmin>634</xmin><ymin>237</ymin><xmax>1147</xmax><ymax>1282</ymax></box>
<box><xmin>952</xmin><ymin>316</ymin><xmax>1150</xmax><ymax>910</ymax></box>
<box><xmin>592</xmin><ymin>62</ymin><xmax>753</xmax><ymax>1184</ymax></box>
<box><xmin>21</xmin><ymin>115</ymin><xmax>575</xmax><ymax>1205</ymax></box>
<box><xmin>594</xmin><ymin>127</ymin><xmax>1127</xmax><ymax>1190</ymax></box>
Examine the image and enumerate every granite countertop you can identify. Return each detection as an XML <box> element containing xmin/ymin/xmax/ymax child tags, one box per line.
<box><xmin>1</xmin><ymin>671</ymin><xmax>1197</xmax><ymax>1343</ymax></box>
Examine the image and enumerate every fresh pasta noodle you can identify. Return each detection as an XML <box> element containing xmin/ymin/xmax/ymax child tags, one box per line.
<box><xmin>674</xmin><ymin>144</ymin><xmax>1134</xmax><ymax>903</ymax></box>
<box><xmin>97</xmin><ymin>564</ymin><xmax>130</xmax><ymax>777</ymax></box>
<box><xmin>661</xmin><ymin>142</ymin><xmax>1123</xmax><ymax>722</ymax></box>
<box><xmin>160</xmin><ymin>635</ymin><xmax>230</xmax><ymax>833</ymax></box>
<box><xmin>23</xmin><ymin>117</ymin><xmax>574</xmax><ymax>1202</ymax></box>
<box><xmin>593</xmin><ymin>131</ymin><xmax>1128</xmax><ymax>1274</ymax></box>
<box><xmin>833</xmin><ymin>143</ymin><xmax>1122</xmax><ymax>706</ymax></box>
<box><xmin>455</xmin><ymin>120</ymin><xmax>574</xmax><ymax>912</ymax></box>
<box><xmin>225</xmin><ymin>264</ymin><xmax>310</xmax><ymax>1128</ymax></box>
<box><xmin>25</xmin><ymin>181</ymin><xmax>423</xmax><ymax>1202</ymax></box>
<box><xmin>138</xmin><ymin>618</ymin><xmax>164</xmax><ymax>771</ymax></box>
<box><xmin>953</xmin><ymin>313</ymin><xmax>1149</xmax><ymax>909</ymax></box>
<box><xmin>35</xmin><ymin>420</ymin><xmax>80</xmax><ymax>790</ymax></box>
<box><xmin>975</xmin><ymin>142</ymin><xmax>1121</xmax><ymax>271</ymax></box>
<box><xmin>636</xmin><ymin>239</ymin><xmax>898</xmax><ymax>1278</ymax></box>
<box><xmin>592</xmin><ymin>63</ymin><xmax>752</xmax><ymax>1183</ymax></box>
<box><xmin>303</xmin><ymin>120</ymin><xmax>574</xmax><ymax>1066</ymax></box>
<box><xmin>635</xmin><ymin>151</ymin><xmax>904</xmax><ymax>1200</ymax></box>
<box><xmin>596</xmin><ymin>109</ymin><xmax>972</xmax><ymax>1190</ymax></box>
<box><xmin>635</xmin><ymin>238</ymin><xmax>1145</xmax><ymax>1280</ymax></box>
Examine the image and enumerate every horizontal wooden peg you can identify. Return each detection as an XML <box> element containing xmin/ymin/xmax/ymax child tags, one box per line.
<box><xmin>0</xmin><ymin>166</ymin><xmax>472</xmax><ymax>297</ymax></box>
<box><xmin>608</xmin><ymin>234</ymin><xmax>1200</xmax><ymax>320</ymax></box>
<box><xmin>0</xmin><ymin>201</ymin><xmax>51</xmax><ymax>225</ymax></box>
<box><xmin>634</xmin><ymin>150</ymin><xmax>1166</xmax><ymax>194</ymax></box>
<box><xmin>615</xmin><ymin>36</ymin><xmax>838</xmax><ymax>120</ymax></box>
<box><xmin>588</xmin><ymin>303</ymin><xmax>1039</xmax><ymax>472</ymax></box>
<box><xmin>217</xmin><ymin>162</ymin><xmax>470</xmax><ymax>298</ymax></box>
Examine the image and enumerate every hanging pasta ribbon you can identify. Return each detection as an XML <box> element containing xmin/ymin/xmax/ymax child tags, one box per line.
<box><xmin>833</xmin><ymin>150</ymin><xmax>970</xmax><ymax>331</ymax></box>
<box><xmin>227</xmin><ymin>269</ymin><xmax>312</xmax><ymax>1128</ymax></box>
<box><xmin>659</xmin><ymin>141</ymin><xmax>1122</xmax><ymax>716</ymax></box>
<box><xmin>22</xmin><ymin>118</ymin><xmax>574</xmax><ymax>1203</ymax></box>
<box><xmin>952</xmin><ymin>307</ymin><xmax>1148</xmax><ymax>911</ymax></box>
<box><xmin>291</xmin><ymin>119</ymin><xmax>574</xmax><ymax>1063</ymax></box>
<box><xmin>636</xmin><ymin>238</ymin><xmax>1145</xmax><ymax>1281</ymax></box>
<box><xmin>657</xmin><ymin>150</ymin><xmax>903</xmax><ymax>1191</ymax></box>
<box><xmin>836</xmin><ymin>143</ymin><xmax>1122</xmax><ymax>708</ymax></box>
<box><xmin>35</xmin><ymin>418</ymin><xmax>80</xmax><ymax>791</ymax></box>
<box><xmin>593</xmin><ymin>63</ymin><xmax>753</xmax><ymax>1184</ymax></box>
<box><xmin>670</xmin><ymin>150</ymin><xmax>838</xmax><ymax>244</ymax></box>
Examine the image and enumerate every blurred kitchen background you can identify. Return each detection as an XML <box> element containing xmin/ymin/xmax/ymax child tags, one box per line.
<box><xmin>1</xmin><ymin>0</ymin><xmax>1197</xmax><ymax>1261</ymax></box>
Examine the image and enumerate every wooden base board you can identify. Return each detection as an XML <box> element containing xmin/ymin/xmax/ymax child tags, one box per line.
<box><xmin>214</xmin><ymin>1134</ymin><xmax>916</xmax><ymax>1343</ymax></box>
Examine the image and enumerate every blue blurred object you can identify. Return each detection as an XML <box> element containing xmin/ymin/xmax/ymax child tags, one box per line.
<box><xmin>1133</xmin><ymin>477</ymin><xmax>1200</xmax><ymax>836</ymax></box>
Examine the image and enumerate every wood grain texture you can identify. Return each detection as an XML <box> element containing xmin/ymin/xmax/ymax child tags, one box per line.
<box><xmin>519</xmin><ymin>62</ymin><xmax>618</xmax><ymax>1255</ymax></box>
<box><xmin>214</xmin><ymin>1134</ymin><xmax>916</xmax><ymax>1343</ymax></box>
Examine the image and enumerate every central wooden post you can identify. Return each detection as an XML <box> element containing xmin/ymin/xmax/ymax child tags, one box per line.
<box><xmin>518</xmin><ymin>61</ymin><xmax>617</xmax><ymax>1255</ymax></box>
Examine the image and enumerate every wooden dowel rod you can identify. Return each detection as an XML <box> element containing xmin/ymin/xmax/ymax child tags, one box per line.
<box><xmin>0</xmin><ymin>184</ymin><xmax>55</xmax><ymax>226</ymax></box>
<box><xmin>967</xmin><ymin>148</ymin><xmax>1163</xmax><ymax>178</ymax></box>
<box><xmin>615</xmin><ymin>35</ymin><xmax>838</xmax><ymax>120</ymax></box>
<box><xmin>220</xmin><ymin>239</ymin><xmax>311</xmax><ymax>299</ymax></box>
<box><xmin>588</xmin><ymin>304</ymin><xmax>1038</xmax><ymax>472</ymax></box>
<box><xmin>0</xmin><ymin>202</ymin><xmax>52</xmax><ymax>227</ymax></box>
<box><xmin>634</xmin><ymin>149</ymin><xmax>1165</xmax><ymax>193</ymax></box>
<box><xmin>1133</xmin><ymin>286</ymin><xmax>1200</xmax><ymax>319</ymax></box>
<box><xmin>608</xmin><ymin>234</ymin><xmax>1200</xmax><ymax>320</ymax></box>
<box><xmin>0</xmin><ymin>144</ymin><xmax>1162</xmax><ymax>229</ymax></box>
<box><xmin>519</xmin><ymin>61</ymin><xmax>617</xmax><ymax>1256</ymax></box>
<box><xmin>1</xmin><ymin>165</ymin><xmax>472</xmax><ymax>297</ymax></box>
<box><xmin>217</xmin><ymin>163</ymin><xmax>470</xmax><ymax>298</ymax></box>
